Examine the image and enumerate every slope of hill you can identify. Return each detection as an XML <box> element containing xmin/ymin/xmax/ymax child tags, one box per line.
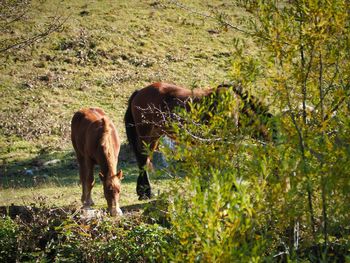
<box><xmin>0</xmin><ymin>0</ymin><xmax>244</xmax><ymax>206</ymax></box>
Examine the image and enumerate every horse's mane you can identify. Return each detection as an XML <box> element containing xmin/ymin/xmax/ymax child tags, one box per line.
<box><xmin>100</xmin><ymin>117</ymin><xmax>117</xmax><ymax>175</ymax></box>
<box><xmin>217</xmin><ymin>83</ymin><xmax>271</xmax><ymax>117</ymax></box>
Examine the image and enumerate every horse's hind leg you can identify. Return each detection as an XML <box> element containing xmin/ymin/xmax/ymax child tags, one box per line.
<box><xmin>79</xmin><ymin>157</ymin><xmax>95</xmax><ymax>207</ymax></box>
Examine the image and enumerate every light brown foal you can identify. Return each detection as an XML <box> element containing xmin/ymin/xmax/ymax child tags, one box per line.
<box><xmin>71</xmin><ymin>107</ymin><xmax>123</xmax><ymax>216</ymax></box>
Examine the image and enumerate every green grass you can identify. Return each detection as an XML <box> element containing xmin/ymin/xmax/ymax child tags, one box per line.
<box><xmin>0</xmin><ymin>145</ymin><xmax>172</xmax><ymax>208</ymax></box>
<box><xmin>0</xmin><ymin>0</ymin><xmax>245</xmax><ymax>209</ymax></box>
<box><xmin>0</xmin><ymin>177</ymin><xmax>170</xmax><ymax>209</ymax></box>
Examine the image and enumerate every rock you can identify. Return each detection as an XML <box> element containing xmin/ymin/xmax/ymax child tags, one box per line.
<box><xmin>21</xmin><ymin>82</ymin><xmax>33</xmax><ymax>89</ymax></box>
<box><xmin>80</xmin><ymin>208</ymin><xmax>104</xmax><ymax>221</ymax></box>
<box><xmin>80</xmin><ymin>10</ymin><xmax>89</xmax><ymax>16</ymax></box>
<box><xmin>38</xmin><ymin>72</ymin><xmax>54</xmax><ymax>82</ymax></box>
<box><xmin>43</xmin><ymin>159</ymin><xmax>60</xmax><ymax>166</ymax></box>
<box><xmin>24</xmin><ymin>169</ymin><xmax>34</xmax><ymax>176</ymax></box>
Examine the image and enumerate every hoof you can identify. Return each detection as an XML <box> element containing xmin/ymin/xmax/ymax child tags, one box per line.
<box><xmin>82</xmin><ymin>199</ymin><xmax>95</xmax><ymax>207</ymax></box>
<box><xmin>138</xmin><ymin>195</ymin><xmax>150</xmax><ymax>200</ymax></box>
<box><xmin>138</xmin><ymin>193</ymin><xmax>154</xmax><ymax>200</ymax></box>
<box><xmin>117</xmin><ymin>207</ymin><xmax>123</xmax><ymax>216</ymax></box>
<box><xmin>110</xmin><ymin>207</ymin><xmax>123</xmax><ymax>216</ymax></box>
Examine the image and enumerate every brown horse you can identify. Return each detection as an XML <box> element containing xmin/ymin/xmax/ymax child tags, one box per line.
<box><xmin>124</xmin><ymin>82</ymin><xmax>274</xmax><ymax>200</ymax></box>
<box><xmin>71</xmin><ymin>108</ymin><xmax>123</xmax><ymax>216</ymax></box>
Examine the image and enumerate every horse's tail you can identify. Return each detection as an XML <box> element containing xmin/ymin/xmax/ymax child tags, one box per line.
<box><xmin>124</xmin><ymin>90</ymin><xmax>143</xmax><ymax>166</ymax></box>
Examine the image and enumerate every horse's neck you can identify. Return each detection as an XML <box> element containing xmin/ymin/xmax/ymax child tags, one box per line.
<box><xmin>100</xmin><ymin>134</ymin><xmax>117</xmax><ymax>176</ymax></box>
<box><xmin>187</xmin><ymin>89</ymin><xmax>214</xmax><ymax>106</ymax></box>
<box><xmin>100</xmin><ymin>154</ymin><xmax>117</xmax><ymax>176</ymax></box>
<box><xmin>232</xmin><ymin>87</ymin><xmax>269</xmax><ymax>116</ymax></box>
<box><xmin>194</xmin><ymin>88</ymin><xmax>214</xmax><ymax>99</ymax></box>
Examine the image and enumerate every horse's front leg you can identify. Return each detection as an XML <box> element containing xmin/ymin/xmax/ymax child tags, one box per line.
<box><xmin>137</xmin><ymin>168</ymin><xmax>152</xmax><ymax>200</ymax></box>
<box><xmin>135</xmin><ymin>150</ymin><xmax>152</xmax><ymax>200</ymax></box>
<box><xmin>80</xmin><ymin>159</ymin><xmax>95</xmax><ymax>208</ymax></box>
<box><xmin>136</xmin><ymin>138</ymin><xmax>159</xmax><ymax>200</ymax></box>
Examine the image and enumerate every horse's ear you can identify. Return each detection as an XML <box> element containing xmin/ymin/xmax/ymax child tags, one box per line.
<box><xmin>117</xmin><ymin>170</ymin><xmax>123</xmax><ymax>180</ymax></box>
<box><xmin>99</xmin><ymin>172</ymin><xmax>105</xmax><ymax>181</ymax></box>
<box><xmin>101</xmin><ymin>117</ymin><xmax>106</xmax><ymax>126</ymax></box>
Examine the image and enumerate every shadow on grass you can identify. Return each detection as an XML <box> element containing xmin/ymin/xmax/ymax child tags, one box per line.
<box><xmin>0</xmin><ymin>143</ymin><xmax>170</xmax><ymax>189</ymax></box>
<box><xmin>1</xmin><ymin>148</ymin><xmax>79</xmax><ymax>188</ymax></box>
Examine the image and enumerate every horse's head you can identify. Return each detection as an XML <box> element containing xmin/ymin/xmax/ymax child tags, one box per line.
<box><xmin>99</xmin><ymin>170</ymin><xmax>123</xmax><ymax>216</ymax></box>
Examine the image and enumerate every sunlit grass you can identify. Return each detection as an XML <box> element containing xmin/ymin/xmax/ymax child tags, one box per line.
<box><xmin>0</xmin><ymin>177</ymin><xmax>170</xmax><ymax>209</ymax></box>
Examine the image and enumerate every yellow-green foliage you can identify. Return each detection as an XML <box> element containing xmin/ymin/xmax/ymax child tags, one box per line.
<box><xmin>1</xmin><ymin>0</ymin><xmax>350</xmax><ymax>261</ymax></box>
<box><xmin>160</xmin><ymin>0</ymin><xmax>350</xmax><ymax>261</ymax></box>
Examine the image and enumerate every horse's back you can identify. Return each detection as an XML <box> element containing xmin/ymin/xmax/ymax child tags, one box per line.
<box><xmin>72</xmin><ymin>108</ymin><xmax>106</xmax><ymax>123</ymax></box>
<box><xmin>71</xmin><ymin>108</ymin><xmax>106</xmax><ymax>138</ymax></box>
<box><xmin>71</xmin><ymin>108</ymin><xmax>119</xmax><ymax>159</ymax></box>
<box><xmin>131</xmin><ymin>83</ymin><xmax>192</xmax><ymax>113</ymax></box>
<box><xmin>137</xmin><ymin>82</ymin><xmax>194</xmax><ymax>99</ymax></box>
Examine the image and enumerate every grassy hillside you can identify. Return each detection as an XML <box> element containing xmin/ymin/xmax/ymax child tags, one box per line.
<box><xmin>0</xmin><ymin>0</ymin><xmax>243</xmax><ymax>207</ymax></box>
<box><xmin>1</xmin><ymin>1</ymin><xmax>349</xmax><ymax>261</ymax></box>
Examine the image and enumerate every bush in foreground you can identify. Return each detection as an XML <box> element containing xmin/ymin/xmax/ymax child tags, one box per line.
<box><xmin>158</xmin><ymin>0</ymin><xmax>350</xmax><ymax>261</ymax></box>
<box><xmin>0</xmin><ymin>208</ymin><xmax>170</xmax><ymax>262</ymax></box>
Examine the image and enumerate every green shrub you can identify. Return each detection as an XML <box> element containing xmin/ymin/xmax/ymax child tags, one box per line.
<box><xmin>158</xmin><ymin>1</ymin><xmax>350</xmax><ymax>261</ymax></box>
<box><xmin>53</xmin><ymin>219</ymin><xmax>170</xmax><ymax>262</ymax></box>
<box><xmin>0</xmin><ymin>208</ymin><xmax>171</xmax><ymax>262</ymax></box>
<box><xmin>0</xmin><ymin>217</ymin><xmax>18</xmax><ymax>262</ymax></box>
<box><xmin>96</xmin><ymin>224</ymin><xmax>170</xmax><ymax>262</ymax></box>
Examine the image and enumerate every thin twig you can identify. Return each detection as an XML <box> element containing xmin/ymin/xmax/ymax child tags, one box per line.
<box><xmin>0</xmin><ymin>15</ymin><xmax>69</xmax><ymax>53</ymax></box>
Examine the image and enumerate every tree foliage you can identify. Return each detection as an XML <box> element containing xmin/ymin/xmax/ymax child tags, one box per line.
<box><xmin>160</xmin><ymin>0</ymin><xmax>350</xmax><ymax>261</ymax></box>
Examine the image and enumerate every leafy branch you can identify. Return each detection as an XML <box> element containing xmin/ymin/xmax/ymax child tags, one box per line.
<box><xmin>0</xmin><ymin>1</ymin><xmax>69</xmax><ymax>53</ymax></box>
